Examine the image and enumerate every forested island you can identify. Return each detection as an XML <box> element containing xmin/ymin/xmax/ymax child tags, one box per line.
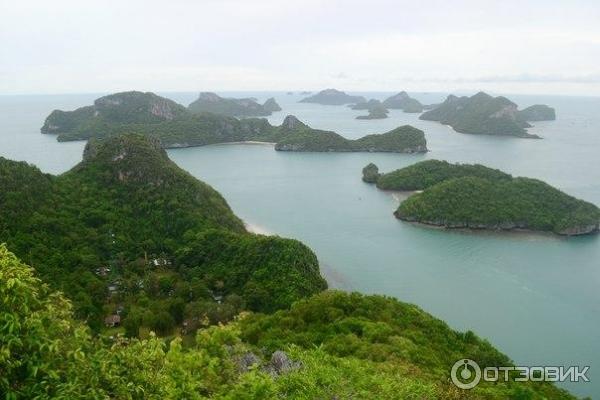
<box><xmin>299</xmin><ymin>88</ymin><xmax>366</xmax><ymax>105</ymax></box>
<box><xmin>419</xmin><ymin>92</ymin><xmax>555</xmax><ymax>138</ymax></box>
<box><xmin>188</xmin><ymin>92</ymin><xmax>281</xmax><ymax>117</ymax></box>
<box><xmin>0</xmin><ymin>136</ymin><xmax>576</xmax><ymax>399</ymax></box>
<box><xmin>41</xmin><ymin>91</ymin><xmax>427</xmax><ymax>153</ymax></box>
<box><xmin>356</xmin><ymin>103</ymin><xmax>389</xmax><ymax>120</ymax></box>
<box><xmin>364</xmin><ymin>160</ymin><xmax>600</xmax><ymax>235</ymax></box>
<box><xmin>275</xmin><ymin>120</ymin><xmax>427</xmax><ymax>152</ymax></box>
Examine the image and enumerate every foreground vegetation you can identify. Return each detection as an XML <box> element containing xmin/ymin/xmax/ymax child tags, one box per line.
<box><xmin>41</xmin><ymin>91</ymin><xmax>427</xmax><ymax>153</ymax></box>
<box><xmin>365</xmin><ymin>160</ymin><xmax>600</xmax><ymax>235</ymax></box>
<box><xmin>1</xmin><ymin>245</ymin><xmax>576</xmax><ymax>399</ymax></box>
<box><xmin>0</xmin><ymin>134</ymin><xmax>327</xmax><ymax>333</ymax></box>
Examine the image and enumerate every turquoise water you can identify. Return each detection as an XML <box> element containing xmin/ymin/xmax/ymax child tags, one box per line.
<box><xmin>1</xmin><ymin>92</ymin><xmax>599</xmax><ymax>397</ymax></box>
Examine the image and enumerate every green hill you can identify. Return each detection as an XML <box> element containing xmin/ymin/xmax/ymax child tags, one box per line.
<box><xmin>0</xmin><ymin>134</ymin><xmax>327</xmax><ymax>332</ymax></box>
<box><xmin>0</xmin><ymin>246</ymin><xmax>576</xmax><ymax>399</ymax></box>
<box><xmin>368</xmin><ymin>160</ymin><xmax>511</xmax><ymax>190</ymax></box>
<box><xmin>419</xmin><ymin>92</ymin><xmax>540</xmax><ymax>138</ymax></box>
<box><xmin>276</xmin><ymin>123</ymin><xmax>428</xmax><ymax>153</ymax></box>
<box><xmin>382</xmin><ymin>91</ymin><xmax>424</xmax><ymax>113</ymax></box>
<box><xmin>299</xmin><ymin>88</ymin><xmax>366</xmax><ymax>105</ymax></box>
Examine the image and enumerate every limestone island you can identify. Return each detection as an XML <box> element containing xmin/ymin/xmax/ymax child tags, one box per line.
<box><xmin>419</xmin><ymin>92</ymin><xmax>556</xmax><ymax>138</ymax></box>
<box><xmin>299</xmin><ymin>88</ymin><xmax>366</xmax><ymax>105</ymax></box>
<box><xmin>356</xmin><ymin>104</ymin><xmax>389</xmax><ymax>120</ymax></box>
<box><xmin>364</xmin><ymin>160</ymin><xmax>600</xmax><ymax>236</ymax></box>
<box><xmin>518</xmin><ymin>104</ymin><xmax>556</xmax><ymax>121</ymax></box>
<box><xmin>349</xmin><ymin>99</ymin><xmax>382</xmax><ymax>110</ymax></box>
<box><xmin>275</xmin><ymin>117</ymin><xmax>427</xmax><ymax>153</ymax></box>
<box><xmin>41</xmin><ymin>91</ymin><xmax>427</xmax><ymax>153</ymax></box>
<box><xmin>188</xmin><ymin>92</ymin><xmax>281</xmax><ymax>117</ymax></box>
<box><xmin>382</xmin><ymin>91</ymin><xmax>424</xmax><ymax>113</ymax></box>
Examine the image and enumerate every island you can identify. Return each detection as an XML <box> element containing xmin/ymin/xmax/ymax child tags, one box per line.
<box><xmin>364</xmin><ymin>160</ymin><xmax>600</xmax><ymax>235</ymax></box>
<box><xmin>188</xmin><ymin>92</ymin><xmax>281</xmax><ymax>117</ymax></box>
<box><xmin>518</xmin><ymin>104</ymin><xmax>556</xmax><ymax>121</ymax></box>
<box><xmin>382</xmin><ymin>91</ymin><xmax>424</xmax><ymax>113</ymax></box>
<box><xmin>0</xmin><ymin>136</ymin><xmax>577</xmax><ymax>399</ymax></box>
<box><xmin>356</xmin><ymin>103</ymin><xmax>389</xmax><ymax>120</ymax></box>
<box><xmin>275</xmin><ymin>119</ymin><xmax>427</xmax><ymax>152</ymax></box>
<box><xmin>41</xmin><ymin>91</ymin><xmax>428</xmax><ymax>153</ymax></box>
<box><xmin>349</xmin><ymin>99</ymin><xmax>382</xmax><ymax>110</ymax></box>
<box><xmin>299</xmin><ymin>88</ymin><xmax>366</xmax><ymax>105</ymax></box>
<box><xmin>419</xmin><ymin>91</ymin><xmax>555</xmax><ymax>138</ymax></box>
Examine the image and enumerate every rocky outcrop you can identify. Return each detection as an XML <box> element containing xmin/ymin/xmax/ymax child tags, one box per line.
<box><xmin>362</xmin><ymin>163</ymin><xmax>380</xmax><ymax>183</ymax></box>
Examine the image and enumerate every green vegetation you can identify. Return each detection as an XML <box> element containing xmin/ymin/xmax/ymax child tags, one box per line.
<box><xmin>518</xmin><ymin>104</ymin><xmax>556</xmax><ymax>121</ymax></box>
<box><xmin>350</xmin><ymin>99</ymin><xmax>382</xmax><ymax>110</ymax></box>
<box><xmin>371</xmin><ymin>160</ymin><xmax>511</xmax><ymax>190</ymax></box>
<box><xmin>41</xmin><ymin>92</ymin><xmax>427</xmax><ymax>153</ymax></box>
<box><xmin>373</xmin><ymin>161</ymin><xmax>600</xmax><ymax>235</ymax></box>
<box><xmin>420</xmin><ymin>92</ymin><xmax>540</xmax><ymax>138</ymax></box>
<box><xmin>188</xmin><ymin>92</ymin><xmax>280</xmax><ymax>117</ymax></box>
<box><xmin>362</xmin><ymin>163</ymin><xmax>380</xmax><ymax>183</ymax></box>
<box><xmin>382</xmin><ymin>91</ymin><xmax>424</xmax><ymax>113</ymax></box>
<box><xmin>1</xmin><ymin>247</ymin><xmax>576</xmax><ymax>399</ymax></box>
<box><xmin>299</xmin><ymin>88</ymin><xmax>366</xmax><ymax>105</ymax></box>
<box><xmin>0</xmin><ymin>134</ymin><xmax>326</xmax><ymax>333</ymax></box>
<box><xmin>275</xmin><ymin>124</ymin><xmax>428</xmax><ymax>153</ymax></box>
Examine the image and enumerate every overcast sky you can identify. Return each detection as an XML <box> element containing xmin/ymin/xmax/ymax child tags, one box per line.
<box><xmin>2</xmin><ymin>0</ymin><xmax>600</xmax><ymax>95</ymax></box>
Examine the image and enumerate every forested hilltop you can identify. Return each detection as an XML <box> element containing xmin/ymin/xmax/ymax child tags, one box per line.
<box><xmin>1</xmin><ymin>246</ymin><xmax>576</xmax><ymax>399</ymax></box>
<box><xmin>187</xmin><ymin>92</ymin><xmax>281</xmax><ymax>117</ymax></box>
<box><xmin>364</xmin><ymin>160</ymin><xmax>600</xmax><ymax>235</ymax></box>
<box><xmin>41</xmin><ymin>91</ymin><xmax>427</xmax><ymax>153</ymax></box>
<box><xmin>0</xmin><ymin>134</ymin><xmax>327</xmax><ymax>334</ymax></box>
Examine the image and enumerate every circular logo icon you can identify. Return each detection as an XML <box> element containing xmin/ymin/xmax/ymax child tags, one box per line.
<box><xmin>451</xmin><ymin>359</ymin><xmax>481</xmax><ymax>389</ymax></box>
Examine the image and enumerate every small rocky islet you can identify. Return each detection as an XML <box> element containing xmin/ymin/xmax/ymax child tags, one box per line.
<box><xmin>363</xmin><ymin>160</ymin><xmax>600</xmax><ymax>236</ymax></box>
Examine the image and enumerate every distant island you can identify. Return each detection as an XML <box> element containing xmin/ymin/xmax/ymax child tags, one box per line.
<box><xmin>41</xmin><ymin>91</ymin><xmax>427</xmax><ymax>153</ymax></box>
<box><xmin>382</xmin><ymin>91</ymin><xmax>424</xmax><ymax>113</ymax></box>
<box><xmin>187</xmin><ymin>92</ymin><xmax>281</xmax><ymax>117</ymax></box>
<box><xmin>419</xmin><ymin>92</ymin><xmax>555</xmax><ymax>138</ymax></box>
<box><xmin>299</xmin><ymin>88</ymin><xmax>366</xmax><ymax>105</ymax></box>
<box><xmin>518</xmin><ymin>104</ymin><xmax>556</xmax><ymax>121</ymax></box>
<box><xmin>356</xmin><ymin>104</ymin><xmax>389</xmax><ymax>120</ymax></box>
<box><xmin>350</xmin><ymin>99</ymin><xmax>382</xmax><ymax>110</ymax></box>
<box><xmin>364</xmin><ymin>160</ymin><xmax>600</xmax><ymax>236</ymax></box>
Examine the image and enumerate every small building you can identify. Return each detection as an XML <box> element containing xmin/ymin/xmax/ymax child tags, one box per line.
<box><xmin>104</xmin><ymin>314</ymin><xmax>121</xmax><ymax>328</ymax></box>
<box><xmin>95</xmin><ymin>266</ymin><xmax>111</xmax><ymax>277</ymax></box>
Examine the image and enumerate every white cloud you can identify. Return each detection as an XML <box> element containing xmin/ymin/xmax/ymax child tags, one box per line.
<box><xmin>2</xmin><ymin>0</ymin><xmax>600</xmax><ymax>95</ymax></box>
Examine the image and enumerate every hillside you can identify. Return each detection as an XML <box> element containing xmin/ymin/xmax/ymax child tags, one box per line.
<box><xmin>419</xmin><ymin>92</ymin><xmax>541</xmax><ymax>138</ymax></box>
<box><xmin>397</xmin><ymin>176</ymin><xmax>600</xmax><ymax>235</ymax></box>
<box><xmin>0</xmin><ymin>134</ymin><xmax>327</xmax><ymax>332</ymax></box>
<box><xmin>1</xmin><ymin>247</ymin><xmax>576</xmax><ymax>399</ymax></box>
<box><xmin>518</xmin><ymin>104</ymin><xmax>556</xmax><ymax>121</ymax></box>
<box><xmin>188</xmin><ymin>92</ymin><xmax>281</xmax><ymax>117</ymax></box>
<box><xmin>368</xmin><ymin>160</ymin><xmax>512</xmax><ymax>190</ymax></box>
<box><xmin>356</xmin><ymin>104</ymin><xmax>389</xmax><ymax>120</ymax></box>
<box><xmin>275</xmin><ymin>123</ymin><xmax>428</xmax><ymax>153</ymax></box>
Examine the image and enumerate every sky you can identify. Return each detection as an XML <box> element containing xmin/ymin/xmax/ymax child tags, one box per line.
<box><xmin>2</xmin><ymin>0</ymin><xmax>600</xmax><ymax>96</ymax></box>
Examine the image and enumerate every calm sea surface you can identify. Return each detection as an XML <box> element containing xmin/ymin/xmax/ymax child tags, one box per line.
<box><xmin>1</xmin><ymin>91</ymin><xmax>599</xmax><ymax>397</ymax></box>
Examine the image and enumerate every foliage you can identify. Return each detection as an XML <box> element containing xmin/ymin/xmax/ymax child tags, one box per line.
<box><xmin>275</xmin><ymin>125</ymin><xmax>427</xmax><ymax>153</ymax></box>
<box><xmin>0</xmin><ymin>249</ymin><xmax>575</xmax><ymax>399</ymax></box>
<box><xmin>0</xmin><ymin>134</ymin><xmax>326</xmax><ymax>333</ymax></box>
<box><xmin>356</xmin><ymin>104</ymin><xmax>389</xmax><ymax>119</ymax></box>
<box><xmin>396</xmin><ymin>176</ymin><xmax>600</xmax><ymax>234</ymax></box>
<box><xmin>374</xmin><ymin>160</ymin><xmax>512</xmax><ymax>190</ymax></box>
<box><xmin>362</xmin><ymin>163</ymin><xmax>380</xmax><ymax>183</ymax></box>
